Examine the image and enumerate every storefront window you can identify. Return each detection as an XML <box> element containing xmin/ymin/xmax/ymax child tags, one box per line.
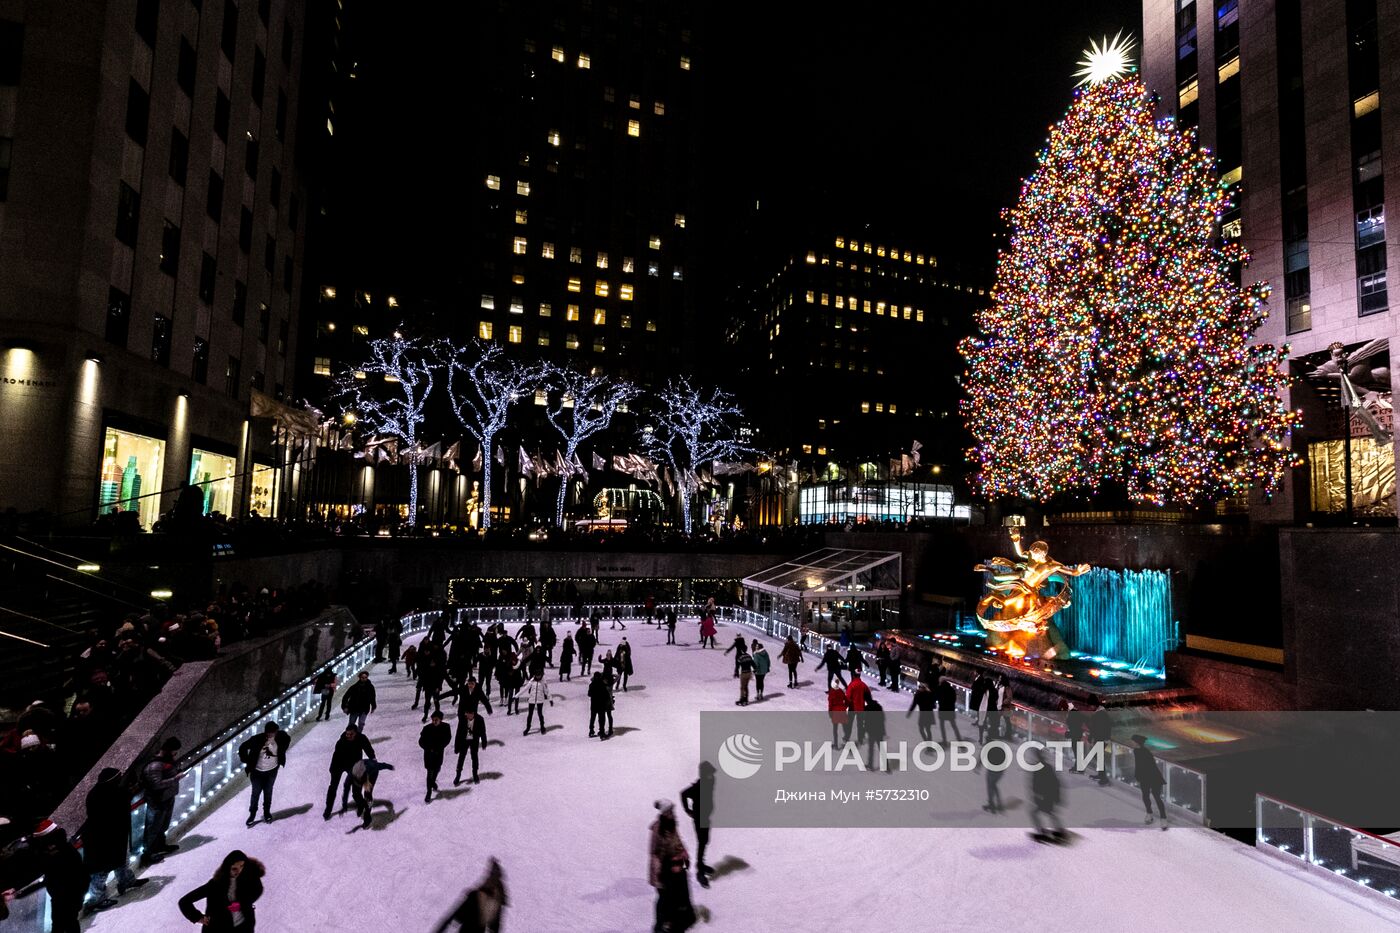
<box><xmin>189</xmin><ymin>449</ymin><xmax>237</xmax><ymax>516</ymax></box>
<box><xmin>249</xmin><ymin>463</ymin><xmax>277</xmax><ymax>517</ymax></box>
<box><xmin>99</xmin><ymin>428</ymin><xmax>165</xmax><ymax>529</ymax></box>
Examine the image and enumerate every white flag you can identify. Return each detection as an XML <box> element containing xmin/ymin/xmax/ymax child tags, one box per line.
<box><xmin>592</xmin><ymin>451</ymin><xmax>606</xmax><ymax>471</ymax></box>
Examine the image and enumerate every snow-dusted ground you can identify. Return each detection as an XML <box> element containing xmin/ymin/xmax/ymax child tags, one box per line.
<box><xmin>85</xmin><ymin>619</ymin><xmax>1400</xmax><ymax>933</ymax></box>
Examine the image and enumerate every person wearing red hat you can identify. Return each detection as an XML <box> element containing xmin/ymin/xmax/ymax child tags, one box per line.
<box><xmin>34</xmin><ymin>821</ymin><xmax>86</xmax><ymax>933</ymax></box>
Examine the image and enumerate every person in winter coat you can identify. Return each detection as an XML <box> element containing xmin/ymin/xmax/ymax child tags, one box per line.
<box><xmin>454</xmin><ymin>709</ymin><xmax>487</xmax><ymax>784</ymax></box>
<box><xmin>416</xmin><ymin>644</ymin><xmax>446</xmax><ymax>718</ymax></box>
<box><xmin>734</xmin><ymin>650</ymin><xmax>754</xmax><ymax>705</ymax></box>
<box><xmin>723</xmin><ymin>633</ymin><xmax>748</xmax><ymax>677</ymax></box>
<box><xmin>588</xmin><ymin>672</ymin><xmax>614</xmax><ymax>739</ymax></box>
<box><xmin>373</xmin><ymin>619</ymin><xmax>388</xmax><ymax>663</ymax></box>
<box><xmin>312</xmin><ymin>669</ymin><xmax>338</xmax><ymax>721</ymax></box>
<box><xmin>83</xmin><ymin>769</ymin><xmax>149</xmax><ymax>911</ymax></box>
<box><xmin>476</xmin><ymin>646</ymin><xmax>496</xmax><ymax>695</ymax></box>
<box><xmin>863</xmin><ymin>697</ymin><xmax>887</xmax><ymax>770</ymax></box>
<box><xmin>907</xmin><ymin>681</ymin><xmax>937</xmax><ymax>742</ymax></box>
<box><xmin>615</xmin><ymin>637</ymin><xmax>635</xmax><ymax>691</ymax></box>
<box><xmin>983</xmin><ymin>738</ymin><xmax>1009</xmax><ymax>814</ymax></box>
<box><xmin>522</xmin><ymin>672</ymin><xmax>552</xmax><ymax>735</ymax></box>
<box><xmin>838</xmin><ymin>626</ymin><xmax>852</xmax><ymax>649</ymax></box>
<box><xmin>750</xmin><ymin>641</ymin><xmax>771</xmax><ymax>700</ymax></box>
<box><xmin>826</xmin><ymin>684</ymin><xmax>849</xmax><ymax>747</ymax></box>
<box><xmin>600</xmin><ymin>650</ymin><xmax>618</xmax><ymax>692</ymax></box>
<box><xmin>324</xmin><ymin>724</ymin><xmax>375</xmax><ymax>819</ymax></box>
<box><xmin>816</xmin><ymin>646</ymin><xmax>847</xmax><ymax>689</ymax></box>
<box><xmin>386</xmin><ymin>619</ymin><xmax>404</xmax><ymax>674</ymax></box>
<box><xmin>238</xmin><ymin>721</ymin><xmax>289</xmax><ymax>827</ymax></box>
<box><xmin>527</xmin><ymin>644</ymin><xmax>548</xmax><ymax>681</ymax></box>
<box><xmin>34</xmin><ymin>822</ymin><xmax>87</xmax><ymax>933</ymax></box>
<box><xmin>886</xmin><ymin>644</ymin><xmax>902</xmax><ymax>691</ymax></box>
<box><xmin>1028</xmin><ymin>748</ymin><xmax>1066</xmax><ymax>841</ymax></box>
<box><xmin>874</xmin><ymin>640</ymin><xmax>891</xmax><ymax>686</ymax></box>
<box><xmin>419</xmin><ymin>711</ymin><xmax>452</xmax><ymax>803</ymax></box>
<box><xmin>576</xmin><ymin>625</ymin><xmax>596</xmax><ymax>676</ymax></box>
<box><xmin>698</xmin><ymin>614</ymin><xmax>717</xmax><ymax>649</ymax></box>
<box><xmin>845</xmin><ymin>672</ymin><xmax>872</xmax><ymax>744</ymax></box>
<box><xmin>349</xmin><ymin>758</ymin><xmax>395</xmax><ymax>829</ymax></box>
<box><xmin>433</xmin><ymin>858</ymin><xmax>508</xmax><ymax>933</ymax></box>
<box><xmin>976</xmin><ymin>675</ymin><xmax>1001</xmax><ymax>744</ymax></box>
<box><xmin>402</xmin><ymin>644</ymin><xmax>419</xmax><ymax>680</ymax></box>
<box><xmin>139</xmin><ymin>736</ymin><xmax>184</xmax><ymax>865</ymax></box>
<box><xmin>341</xmin><ymin>671</ymin><xmax>377</xmax><ymax>732</ymax></box>
<box><xmin>1132</xmin><ymin>734</ymin><xmax>1168</xmax><ymax>825</ymax></box>
<box><xmin>845</xmin><ymin>645</ymin><xmax>865</xmax><ymax>678</ymax></box>
<box><xmin>649</xmin><ymin>801</ymin><xmax>695</xmax><ymax>933</ymax></box>
<box><xmin>559</xmin><ymin>633</ymin><xmax>575</xmax><ymax>681</ymax></box>
<box><xmin>679</xmin><ymin>761</ymin><xmax>716</xmax><ymax>888</ymax></box>
<box><xmin>540</xmin><ymin>620</ymin><xmax>557</xmax><ymax>666</ymax></box>
<box><xmin>779</xmin><ymin>637</ymin><xmax>803</xmax><ymax>688</ymax></box>
<box><xmin>665</xmin><ymin>608</ymin><xmax>678</xmax><ymax>644</ymax></box>
<box><xmin>936</xmin><ymin>679</ymin><xmax>963</xmax><ymax>744</ymax></box>
<box><xmin>1087</xmin><ymin>708</ymin><xmax>1113</xmax><ymax>785</ymax></box>
<box><xmin>500</xmin><ymin>656</ymin><xmax>522</xmax><ymax>716</ymax></box>
<box><xmin>178</xmin><ymin>849</ymin><xmax>264</xmax><ymax>932</ymax></box>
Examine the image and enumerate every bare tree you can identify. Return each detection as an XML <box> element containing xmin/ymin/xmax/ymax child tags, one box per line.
<box><xmin>542</xmin><ymin>365</ymin><xmax>640</xmax><ymax>527</ymax></box>
<box><xmin>334</xmin><ymin>332</ymin><xmax>440</xmax><ymax>526</ymax></box>
<box><xmin>443</xmin><ymin>339</ymin><xmax>542</xmax><ymax>529</ymax></box>
<box><xmin>638</xmin><ymin>376</ymin><xmax>753</xmax><ymax>533</ymax></box>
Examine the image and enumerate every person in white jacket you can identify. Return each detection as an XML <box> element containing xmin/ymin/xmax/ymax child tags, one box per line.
<box><xmin>522</xmin><ymin>672</ymin><xmax>552</xmax><ymax>736</ymax></box>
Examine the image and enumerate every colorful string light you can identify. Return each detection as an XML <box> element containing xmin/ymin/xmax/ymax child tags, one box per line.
<box><xmin>960</xmin><ymin>78</ymin><xmax>1299</xmax><ymax>505</ymax></box>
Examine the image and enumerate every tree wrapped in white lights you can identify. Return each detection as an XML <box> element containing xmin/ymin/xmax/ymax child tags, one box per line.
<box><xmin>543</xmin><ymin>366</ymin><xmax>640</xmax><ymax>527</ymax></box>
<box><xmin>334</xmin><ymin>332</ymin><xmax>440</xmax><ymax>526</ymax></box>
<box><xmin>638</xmin><ymin>377</ymin><xmax>753</xmax><ymax>533</ymax></box>
<box><xmin>444</xmin><ymin>339</ymin><xmax>542</xmax><ymax>529</ymax></box>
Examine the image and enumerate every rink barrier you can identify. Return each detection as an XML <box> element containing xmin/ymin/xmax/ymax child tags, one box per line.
<box><xmin>1256</xmin><ymin>793</ymin><xmax>1400</xmax><ymax>905</ymax></box>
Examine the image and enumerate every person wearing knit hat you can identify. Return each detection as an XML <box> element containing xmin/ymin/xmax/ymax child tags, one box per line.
<box><xmin>648</xmin><ymin>799</ymin><xmax>695</xmax><ymax>932</ymax></box>
<box><xmin>36</xmin><ymin>820</ymin><xmax>86</xmax><ymax>933</ymax></box>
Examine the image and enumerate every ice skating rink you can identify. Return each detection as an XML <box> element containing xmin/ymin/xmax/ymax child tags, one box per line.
<box><xmin>85</xmin><ymin>620</ymin><xmax>1400</xmax><ymax>933</ymax></box>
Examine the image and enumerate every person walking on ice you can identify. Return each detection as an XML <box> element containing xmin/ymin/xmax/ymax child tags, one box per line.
<box><xmin>522</xmin><ymin>672</ymin><xmax>552</xmax><ymax>735</ymax></box>
<box><xmin>780</xmin><ymin>636</ymin><xmax>802</xmax><ymax>688</ymax></box>
<box><xmin>420</xmin><ymin>710</ymin><xmax>452</xmax><ymax>803</ymax></box>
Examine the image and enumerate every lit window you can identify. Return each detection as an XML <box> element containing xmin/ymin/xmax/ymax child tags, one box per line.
<box><xmin>577</xmin><ymin>52</ymin><xmax>591</xmax><ymax>69</ymax></box>
<box><xmin>508</xmin><ymin>325</ymin><xmax>522</xmax><ymax>343</ymax></box>
<box><xmin>595</xmin><ymin>280</ymin><xmax>609</xmax><ymax>297</ymax></box>
<box><xmin>481</xmin><ymin>294</ymin><xmax>495</xmax><ymax>309</ymax></box>
<box><xmin>849</xmin><ymin>240</ymin><xmax>859</xmax><ymax>252</ymax></box>
<box><xmin>513</xmin><ymin>236</ymin><xmax>527</xmax><ymax>254</ymax></box>
<box><xmin>620</xmin><ymin>313</ymin><xmax>632</xmax><ymax>328</ymax></box>
<box><xmin>619</xmin><ymin>284</ymin><xmax>634</xmax><ymax>301</ymax></box>
<box><xmin>672</xmin><ymin>266</ymin><xmax>683</xmax><ymax>281</ymax></box>
<box><xmin>517</xmin><ymin>180</ymin><xmax>530</xmax><ymax>196</ymax></box>
<box><xmin>863</xmin><ymin>300</ymin><xmax>871</xmax><ymax>313</ymax></box>
<box><xmin>602</xmin><ymin>86</ymin><xmax>615</xmax><ymax>102</ymax></box>
<box><xmin>1178</xmin><ymin>77</ymin><xmax>1199</xmax><ymax>109</ymax></box>
<box><xmin>679</xmin><ymin>55</ymin><xmax>691</xmax><ymax>70</ymax></box>
<box><xmin>486</xmin><ymin>175</ymin><xmax>500</xmax><ymax>190</ymax></box>
<box><xmin>835</xmin><ymin>296</ymin><xmax>845</xmax><ymax>309</ymax></box>
<box><xmin>645</xmin><ymin>319</ymin><xmax>656</xmax><ymax>332</ymax></box>
<box><xmin>539</xmin><ymin>302</ymin><xmax>552</xmax><ymax>317</ymax></box>
<box><xmin>387</xmin><ymin>296</ymin><xmax>399</xmax><ymax>308</ymax></box>
<box><xmin>916</xmin><ymin>254</ymin><xmax>925</xmax><ymax>265</ymax></box>
<box><xmin>537</xmin><ymin>333</ymin><xmax>551</xmax><ymax>347</ymax></box>
<box><xmin>593</xmin><ymin>308</ymin><xmax>606</xmax><ymax>325</ymax></box>
<box><xmin>596</xmin><ymin>252</ymin><xmax>609</xmax><ymax>269</ymax></box>
<box><xmin>592</xmin><ymin>337</ymin><xmax>606</xmax><ymax>353</ymax></box>
<box><xmin>313</xmin><ymin>356</ymin><xmax>331</xmax><ymax>376</ymax></box>
<box><xmin>1217</xmin><ymin>54</ymin><xmax>1240</xmax><ymax>83</ymax></box>
<box><xmin>321</xmin><ymin>286</ymin><xmax>337</xmax><ymax>299</ymax></box>
<box><xmin>876</xmin><ymin>301</ymin><xmax>886</xmax><ymax>315</ymax></box>
<box><xmin>627</xmin><ymin>119</ymin><xmax>640</xmax><ymax>137</ymax></box>
<box><xmin>515</xmin><ymin>209</ymin><xmax>528</xmax><ymax>225</ymax></box>
<box><xmin>567</xmin><ymin>277</ymin><xmax>581</xmax><ymax>293</ymax></box>
<box><xmin>569</xmin><ymin>246</ymin><xmax>582</xmax><ymax>263</ymax></box>
<box><xmin>353</xmin><ymin>324</ymin><xmax>369</xmax><ymax>335</ymax></box>
<box><xmin>551</xmin><ymin>45</ymin><xmax>565</xmax><ymax>62</ymax></box>
<box><xmin>354</xmin><ymin>371</ymin><xmax>366</xmax><ymax>380</ymax></box>
<box><xmin>509</xmin><ymin>300</ymin><xmax>524</xmax><ymax>315</ymax></box>
<box><xmin>674</xmin><ymin>213</ymin><xmax>686</xmax><ymax>228</ymax></box>
<box><xmin>903</xmin><ymin>306</ymin><xmax>912</xmax><ymax>320</ymax></box>
<box><xmin>649</xmin><ymin>235</ymin><xmax>662</xmax><ymax>250</ymax></box>
<box><xmin>1355</xmin><ymin>90</ymin><xmax>1381</xmax><ymax>118</ymax></box>
<box><xmin>654</xmin><ymin>101</ymin><xmax>665</xmax><ymax>115</ymax></box>
<box><xmin>628</xmin><ymin>94</ymin><xmax>641</xmax><ymax>110</ymax></box>
<box><xmin>860</xmin><ymin>401</ymin><xmax>870</xmax><ymax>414</ymax></box>
<box><xmin>805</xmin><ymin>291</ymin><xmax>815</xmax><ymax>304</ymax></box>
<box><xmin>565</xmin><ymin>333</ymin><xmax>580</xmax><ymax>349</ymax></box>
<box><xmin>802</xmin><ymin>444</ymin><xmax>813</xmax><ymax>454</ymax></box>
<box><xmin>542</xmin><ymin>242</ymin><xmax>555</xmax><ymax>259</ymax></box>
<box><xmin>512</xmin><ymin>272</ymin><xmax>525</xmax><ymax>285</ymax></box>
<box><xmin>875</xmin><ymin>402</ymin><xmax>884</xmax><ymax>413</ymax></box>
<box><xmin>566</xmin><ymin>304</ymin><xmax>580</xmax><ymax>321</ymax></box>
<box><xmin>622</xmin><ymin>256</ymin><xmax>635</xmax><ymax>273</ymax></box>
<box><xmin>382</xmin><ymin>373</ymin><xmax>399</xmax><ymax>383</ymax></box>
<box><xmin>479</xmin><ymin>321</ymin><xmax>494</xmax><ymax>340</ymax></box>
<box><xmin>877</xmin><ymin>245</ymin><xmax>886</xmax><ymax>257</ymax></box>
<box><xmin>648</xmin><ymin>262</ymin><xmax>659</xmax><ymax>277</ymax></box>
<box><xmin>835</xmin><ymin>237</ymin><xmax>845</xmax><ymax>248</ymax></box>
<box><xmin>547</xmin><ymin>129</ymin><xmax>561</xmax><ymax>147</ymax></box>
<box><xmin>863</xmin><ymin>242</ymin><xmax>873</xmax><ymax>254</ymax></box>
<box><xmin>534</xmin><ymin>388</ymin><xmax>548</xmax><ymax>405</ymax></box>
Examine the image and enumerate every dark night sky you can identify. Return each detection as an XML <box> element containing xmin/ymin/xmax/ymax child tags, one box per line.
<box><xmin>334</xmin><ymin>1</ymin><xmax>1142</xmax><ymax>290</ymax></box>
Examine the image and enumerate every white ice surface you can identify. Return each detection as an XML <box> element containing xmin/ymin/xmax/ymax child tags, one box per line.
<box><xmin>85</xmin><ymin>620</ymin><xmax>1400</xmax><ymax>933</ymax></box>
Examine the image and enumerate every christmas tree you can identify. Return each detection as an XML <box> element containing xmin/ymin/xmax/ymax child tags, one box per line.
<box><xmin>960</xmin><ymin>77</ymin><xmax>1298</xmax><ymax>506</ymax></box>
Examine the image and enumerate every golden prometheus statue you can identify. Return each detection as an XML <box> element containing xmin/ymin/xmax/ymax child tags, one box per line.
<box><xmin>974</xmin><ymin>529</ymin><xmax>1091</xmax><ymax>644</ymax></box>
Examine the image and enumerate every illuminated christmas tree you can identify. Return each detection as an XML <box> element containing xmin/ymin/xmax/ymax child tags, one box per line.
<box><xmin>960</xmin><ymin>77</ymin><xmax>1298</xmax><ymax>506</ymax></box>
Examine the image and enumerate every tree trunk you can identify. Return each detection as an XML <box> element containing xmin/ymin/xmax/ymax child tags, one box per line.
<box><xmin>407</xmin><ymin>457</ymin><xmax>419</xmax><ymax>527</ymax></box>
<box><xmin>481</xmin><ymin>435</ymin><xmax>495</xmax><ymax>528</ymax></box>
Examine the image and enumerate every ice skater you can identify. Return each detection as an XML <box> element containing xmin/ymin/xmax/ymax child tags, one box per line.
<box><xmin>649</xmin><ymin>801</ymin><xmax>696</xmax><ymax>932</ymax></box>
<box><xmin>698</xmin><ymin>613</ymin><xmax>717</xmax><ymax>649</ymax></box>
<box><xmin>816</xmin><ymin>644</ymin><xmax>847</xmax><ymax>689</ymax></box>
<box><xmin>780</xmin><ymin>636</ymin><xmax>802</xmax><ymax>688</ymax></box>
<box><xmin>750</xmin><ymin>640</ymin><xmax>770</xmax><ymax>700</ymax></box>
<box><xmin>576</xmin><ymin>624</ymin><xmax>596</xmax><ymax>676</ymax></box>
<box><xmin>827</xmin><ymin>682</ymin><xmax>849</xmax><ymax>747</ymax></box>
<box><xmin>177</xmin><ymin>850</ymin><xmax>264</xmax><ymax>932</ymax></box>
<box><xmin>420</xmin><ymin>710</ymin><xmax>452</xmax><ymax>802</ymax></box>
<box><xmin>680</xmin><ymin>762</ymin><xmax>716</xmax><ymax>888</ymax></box>
<box><xmin>908</xmin><ymin>680</ymin><xmax>936</xmax><ymax>742</ymax></box>
<box><xmin>237</xmin><ymin>721</ymin><xmax>288</xmax><ymax>827</ymax></box>
<box><xmin>1132</xmin><ymin>734</ymin><xmax>1168</xmax><ymax>827</ymax></box>
<box><xmin>325</xmin><ymin>723</ymin><xmax>375</xmax><ymax>820</ymax></box>
<box><xmin>350</xmin><ymin>758</ymin><xmax>395</xmax><ymax>829</ymax></box>
<box><xmin>616</xmin><ymin>637</ymin><xmax>634</xmax><ymax>691</ymax></box>
<box><xmin>936</xmin><ymin>678</ymin><xmax>963</xmax><ymax>744</ymax></box>
<box><xmin>433</xmin><ymin>858</ymin><xmax>507</xmax><ymax>933</ymax></box>
<box><xmin>454</xmin><ymin>708</ymin><xmax>487</xmax><ymax>785</ymax></box>
<box><xmin>559</xmin><ymin>633</ymin><xmax>575</xmax><ymax>681</ymax></box>
<box><xmin>522</xmin><ymin>672</ymin><xmax>552</xmax><ymax>735</ymax></box>
<box><xmin>1028</xmin><ymin>747</ymin><xmax>1066</xmax><ymax>843</ymax></box>
<box><xmin>666</xmin><ymin>607</ymin><xmax>678</xmax><ymax>644</ymax></box>
<box><xmin>983</xmin><ymin>741</ymin><xmax>1009</xmax><ymax>814</ymax></box>
<box><xmin>588</xmin><ymin>671</ymin><xmax>614</xmax><ymax>739</ymax></box>
<box><xmin>341</xmin><ymin>671</ymin><xmax>377</xmax><ymax>732</ymax></box>
<box><xmin>313</xmin><ymin>669</ymin><xmax>338</xmax><ymax>721</ymax></box>
<box><xmin>723</xmin><ymin>633</ymin><xmax>747</xmax><ymax>677</ymax></box>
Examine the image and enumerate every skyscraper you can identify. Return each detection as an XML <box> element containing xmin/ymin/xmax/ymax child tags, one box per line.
<box><xmin>1142</xmin><ymin>0</ymin><xmax>1399</xmax><ymax>522</ymax></box>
